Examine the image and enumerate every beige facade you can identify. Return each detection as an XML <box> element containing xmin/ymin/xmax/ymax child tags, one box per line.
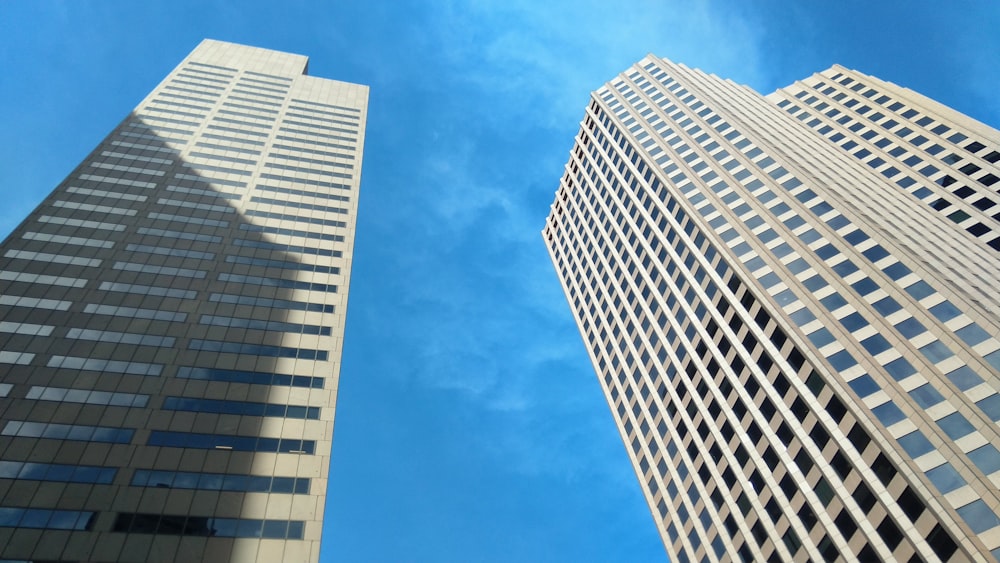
<box><xmin>543</xmin><ymin>56</ymin><xmax>1000</xmax><ymax>562</ymax></box>
<box><xmin>0</xmin><ymin>40</ymin><xmax>367</xmax><ymax>562</ymax></box>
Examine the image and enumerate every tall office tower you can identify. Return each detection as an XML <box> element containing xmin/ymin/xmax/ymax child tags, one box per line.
<box><xmin>543</xmin><ymin>56</ymin><xmax>1000</xmax><ymax>562</ymax></box>
<box><xmin>0</xmin><ymin>40</ymin><xmax>367</xmax><ymax>562</ymax></box>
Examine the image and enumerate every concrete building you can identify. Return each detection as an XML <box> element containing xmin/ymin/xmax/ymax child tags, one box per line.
<box><xmin>0</xmin><ymin>40</ymin><xmax>367</xmax><ymax>562</ymax></box>
<box><xmin>543</xmin><ymin>56</ymin><xmax>1000</xmax><ymax>562</ymax></box>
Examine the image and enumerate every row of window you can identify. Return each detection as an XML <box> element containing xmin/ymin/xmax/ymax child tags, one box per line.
<box><xmin>147</xmin><ymin>431</ymin><xmax>315</xmax><ymax>454</ymax></box>
<box><xmin>257</xmin><ymin>172</ymin><xmax>352</xmax><ymax>191</ymax></box>
<box><xmin>0</xmin><ymin>460</ymin><xmax>115</xmax><ymax>484</ymax></box>
<box><xmin>209</xmin><ymin>292</ymin><xmax>334</xmax><ymax>313</ymax></box>
<box><xmin>780</xmin><ymin>86</ymin><xmax>1000</xmax><ymax>250</ymax></box>
<box><xmin>131</xmin><ymin>469</ymin><xmax>309</xmax><ymax>494</ymax></box>
<box><xmin>566</xmin><ymin>73</ymin><xmax>962</xmax><ymax>560</ymax></box>
<box><xmin>223</xmin><ymin>253</ymin><xmax>338</xmax><ymax>274</ymax></box>
<box><xmin>188</xmin><ymin>339</ymin><xmax>328</xmax><ymax>361</ymax></box>
<box><xmin>2</xmin><ymin>421</ymin><xmax>134</xmax><ymax>444</ymax></box>
<box><xmin>580</xmin><ymin>103</ymin><xmax>860</xmax><ymax>556</ymax></box>
<box><xmin>163</xmin><ymin>396</ymin><xmax>320</xmax><ymax>420</ymax></box>
<box><xmin>199</xmin><ymin>314</ymin><xmax>332</xmax><ymax>335</ymax></box>
<box><xmin>263</xmin><ymin>162</ymin><xmax>352</xmax><ymax>180</ymax></box>
<box><xmin>623</xmin><ymin>67</ymin><xmax>1000</xmax><ymax>540</ymax></box>
<box><xmin>113</xmin><ymin>513</ymin><xmax>304</xmax><ymax>539</ymax></box>
<box><xmin>0</xmin><ymin>508</ymin><xmax>95</xmax><ymax>531</ymax></box>
<box><xmin>1</xmin><ymin>423</ymin><xmax>317</xmax><ymax>453</ymax></box>
<box><xmin>177</xmin><ymin>366</ymin><xmax>324</xmax><ymax>388</ymax></box>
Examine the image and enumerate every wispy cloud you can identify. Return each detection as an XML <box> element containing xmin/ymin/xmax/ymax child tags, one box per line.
<box><xmin>336</xmin><ymin>2</ymin><xmax>773</xmax><ymax>491</ymax></box>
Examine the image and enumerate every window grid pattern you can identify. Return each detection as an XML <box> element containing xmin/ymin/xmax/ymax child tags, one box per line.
<box><xmin>0</xmin><ymin>40</ymin><xmax>367</xmax><ymax>561</ymax></box>
<box><xmin>543</xmin><ymin>55</ymin><xmax>995</xmax><ymax>562</ymax></box>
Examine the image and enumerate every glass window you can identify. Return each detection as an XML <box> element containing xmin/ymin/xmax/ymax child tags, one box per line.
<box><xmin>828</xmin><ymin>350</ymin><xmax>858</xmax><ymax>370</ymax></box>
<box><xmin>955</xmin><ymin>323</ymin><xmax>990</xmax><ymax>346</ymax></box>
<box><xmin>946</xmin><ymin>365</ymin><xmax>984</xmax><ymax>391</ymax></box>
<box><xmin>790</xmin><ymin>307</ymin><xmax>815</xmax><ymax>326</ymax></box>
<box><xmin>2</xmin><ymin>421</ymin><xmax>133</xmax><ymax>443</ymax></box>
<box><xmin>905</xmin><ymin>280</ymin><xmax>935</xmax><ymax>300</ymax></box>
<box><xmin>188</xmin><ymin>339</ymin><xmax>328</xmax><ymax>361</ymax></box>
<box><xmin>862</xmin><ymin>245</ymin><xmax>890</xmax><ymax>262</ymax></box>
<box><xmin>937</xmin><ymin>412</ymin><xmax>975</xmax><ymax>439</ymax></box>
<box><xmin>897</xmin><ymin>431</ymin><xmax>934</xmax><ymax>457</ymax></box>
<box><xmin>968</xmin><ymin>445</ymin><xmax>1000</xmax><ymax>475</ymax></box>
<box><xmin>851</xmin><ymin>277</ymin><xmax>879</xmax><ymax>296</ymax></box>
<box><xmin>802</xmin><ymin>274</ymin><xmax>828</xmax><ymax>291</ymax></box>
<box><xmin>929</xmin><ymin>301</ymin><xmax>961</xmax><ymax>323</ymax></box>
<box><xmin>847</xmin><ymin>375</ymin><xmax>880</xmax><ymax>397</ymax></box>
<box><xmin>925</xmin><ymin>462</ymin><xmax>965</xmax><ymax>493</ymax></box>
<box><xmin>147</xmin><ymin>431</ymin><xmax>315</xmax><ymax>454</ymax></box>
<box><xmin>872</xmin><ymin>401</ymin><xmax>906</xmax><ymax>426</ymax></box>
<box><xmin>884</xmin><ymin>357</ymin><xmax>916</xmax><ymax>381</ymax></box>
<box><xmin>0</xmin><ymin>461</ymin><xmax>115</xmax><ymax>484</ymax></box>
<box><xmin>808</xmin><ymin>327</ymin><xmax>836</xmax><ymax>348</ymax></box>
<box><xmin>977</xmin><ymin>394</ymin><xmax>1000</xmax><ymax>421</ymax></box>
<box><xmin>909</xmin><ymin>384</ymin><xmax>944</xmax><ymax>408</ymax></box>
<box><xmin>957</xmin><ymin>501</ymin><xmax>1000</xmax><ymax>534</ymax></box>
<box><xmin>820</xmin><ymin>292</ymin><xmax>848</xmax><ymax>311</ymax></box>
<box><xmin>872</xmin><ymin>296</ymin><xmax>901</xmax><ymax>315</ymax></box>
<box><xmin>861</xmin><ymin>334</ymin><xmax>892</xmax><ymax>355</ymax></box>
<box><xmin>919</xmin><ymin>340</ymin><xmax>954</xmax><ymax>363</ymax></box>
<box><xmin>895</xmin><ymin>317</ymin><xmax>926</xmax><ymax>338</ymax></box>
<box><xmin>177</xmin><ymin>366</ymin><xmax>323</xmax><ymax>389</ymax></box>
<box><xmin>883</xmin><ymin>262</ymin><xmax>911</xmax><ymax>280</ymax></box>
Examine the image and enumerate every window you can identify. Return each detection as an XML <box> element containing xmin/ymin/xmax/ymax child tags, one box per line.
<box><xmin>176</xmin><ymin>366</ymin><xmax>323</xmax><ymax>388</ymax></box>
<box><xmin>926</xmin><ymin>525</ymin><xmax>958</xmax><ymax>560</ymax></box>
<box><xmin>872</xmin><ymin>401</ymin><xmax>906</xmax><ymax>426</ymax></box>
<box><xmin>937</xmin><ymin>412</ymin><xmax>975</xmax><ymax>439</ymax></box>
<box><xmin>946</xmin><ymin>365</ymin><xmax>984</xmax><ymax>391</ymax></box>
<box><xmin>84</xmin><ymin>304</ymin><xmax>186</xmax><ymax>322</ymax></box>
<box><xmin>894</xmin><ymin>317</ymin><xmax>926</xmax><ymax>338</ymax></box>
<box><xmin>162</xmin><ymin>397</ymin><xmax>320</xmax><ymax>420</ymax></box>
<box><xmin>860</xmin><ymin>334</ymin><xmax>891</xmax><ymax>355</ymax></box>
<box><xmin>132</xmin><ymin>470</ymin><xmax>309</xmax><ymax>494</ymax></box>
<box><xmin>47</xmin><ymin>355</ymin><xmax>162</xmax><ymax>376</ymax></box>
<box><xmin>65</xmin><ymin>328</ymin><xmax>175</xmax><ymax>348</ymax></box>
<box><xmin>977</xmin><ymin>395</ymin><xmax>1000</xmax><ymax>421</ymax></box>
<box><xmin>208</xmin><ymin>293</ymin><xmax>334</xmax><ymax>313</ymax></box>
<box><xmin>919</xmin><ymin>340</ymin><xmax>954</xmax><ymax>363</ymax></box>
<box><xmin>968</xmin><ymin>444</ymin><xmax>1000</xmax><ymax>475</ymax></box>
<box><xmin>0</xmin><ymin>508</ymin><xmax>95</xmax><ymax>531</ymax></box>
<box><xmin>2</xmin><ymin>421</ymin><xmax>133</xmax><ymax>443</ymax></box>
<box><xmin>199</xmin><ymin>315</ymin><xmax>331</xmax><ymax>336</ymax></box>
<box><xmin>848</xmin><ymin>375</ymin><xmax>879</xmax><ymax>397</ymax></box>
<box><xmin>876</xmin><ymin>518</ymin><xmax>903</xmax><ymax>550</ymax></box>
<box><xmin>148</xmin><ymin>431</ymin><xmax>315</xmax><ymax>454</ymax></box>
<box><xmin>188</xmin><ymin>339</ymin><xmax>328</xmax><ymax>361</ymax></box>
<box><xmin>897</xmin><ymin>431</ymin><xmax>934</xmax><ymax>457</ymax></box>
<box><xmin>926</xmin><ymin>462</ymin><xmax>965</xmax><ymax>493</ymax></box>
<box><xmin>957</xmin><ymin>500</ymin><xmax>1000</xmax><ymax>533</ymax></box>
<box><xmin>26</xmin><ymin>386</ymin><xmax>148</xmax><ymax>408</ymax></box>
<box><xmin>883</xmin><ymin>357</ymin><xmax>916</xmax><ymax>381</ymax></box>
<box><xmin>113</xmin><ymin>513</ymin><xmax>304</xmax><ymax>539</ymax></box>
<box><xmin>852</xmin><ymin>482</ymin><xmax>876</xmax><ymax>511</ymax></box>
<box><xmin>0</xmin><ymin>461</ymin><xmax>115</xmax><ymax>484</ymax></box>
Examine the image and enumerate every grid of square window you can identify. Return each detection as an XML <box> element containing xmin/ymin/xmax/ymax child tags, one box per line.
<box><xmin>772</xmin><ymin>68</ymin><xmax>1000</xmax><ymax>254</ymax></box>
<box><xmin>544</xmin><ymin>55</ymin><xmax>999</xmax><ymax>562</ymax></box>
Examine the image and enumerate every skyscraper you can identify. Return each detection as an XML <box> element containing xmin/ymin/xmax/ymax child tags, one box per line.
<box><xmin>0</xmin><ymin>40</ymin><xmax>367</xmax><ymax>562</ymax></box>
<box><xmin>543</xmin><ymin>56</ymin><xmax>1000</xmax><ymax>562</ymax></box>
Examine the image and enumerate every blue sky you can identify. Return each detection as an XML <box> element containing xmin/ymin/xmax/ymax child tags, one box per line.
<box><xmin>1</xmin><ymin>1</ymin><xmax>998</xmax><ymax>561</ymax></box>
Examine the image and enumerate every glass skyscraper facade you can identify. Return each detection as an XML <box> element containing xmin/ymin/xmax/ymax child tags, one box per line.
<box><xmin>543</xmin><ymin>56</ymin><xmax>1000</xmax><ymax>562</ymax></box>
<box><xmin>0</xmin><ymin>40</ymin><xmax>367</xmax><ymax>562</ymax></box>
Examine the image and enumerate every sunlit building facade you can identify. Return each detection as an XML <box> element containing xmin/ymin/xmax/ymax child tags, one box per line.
<box><xmin>0</xmin><ymin>40</ymin><xmax>367</xmax><ymax>562</ymax></box>
<box><xmin>543</xmin><ymin>56</ymin><xmax>1000</xmax><ymax>562</ymax></box>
